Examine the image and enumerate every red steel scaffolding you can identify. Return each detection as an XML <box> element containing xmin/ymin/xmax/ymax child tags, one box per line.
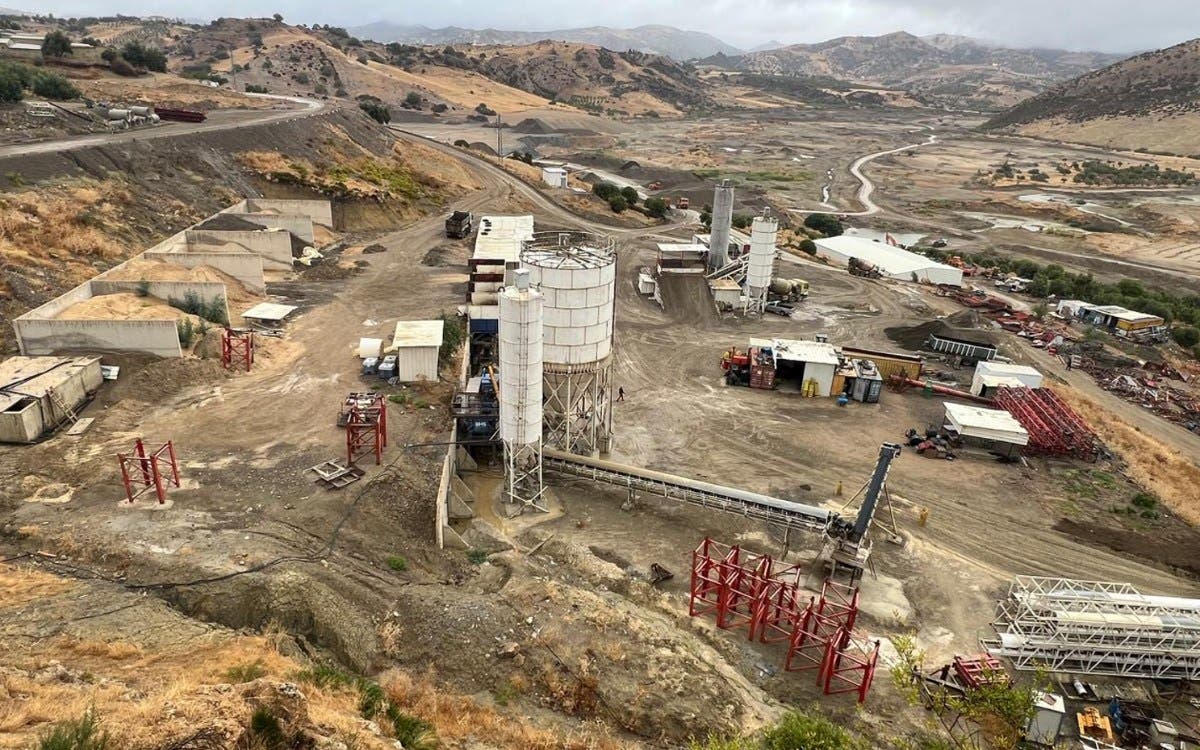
<box><xmin>345</xmin><ymin>393</ymin><xmax>387</xmax><ymax>466</ymax></box>
<box><xmin>994</xmin><ymin>386</ymin><xmax>1098</xmax><ymax>459</ymax></box>
<box><xmin>118</xmin><ymin>438</ymin><xmax>181</xmax><ymax>504</ymax></box>
<box><xmin>221</xmin><ymin>328</ymin><xmax>255</xmax><ymax>372</ymax></box>
<box><xmin>689</xmin><ymin>537</ymin><xmax>879</xmax><ymax>703</ymax></box>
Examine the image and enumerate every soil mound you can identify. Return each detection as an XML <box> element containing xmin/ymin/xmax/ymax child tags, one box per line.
<box><xmin>194</xmin><ymin>214</ymin><xmax>265</xmax><ymax>232</ymax></box>
<box><xmin>885</xmin><ymin>309</ymin><xmax>998</xmax><ymax>352</ymax></box>
<box><xmin>511</xmin><ymin>117</ymin><xmax>556</xmax><ymax>134</ymax></box>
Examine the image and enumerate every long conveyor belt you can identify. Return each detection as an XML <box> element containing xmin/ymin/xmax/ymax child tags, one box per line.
<box><xmin>543</xmin><ymin>448</ymin><xmax>834</xmax><ymax>533</ymax></box>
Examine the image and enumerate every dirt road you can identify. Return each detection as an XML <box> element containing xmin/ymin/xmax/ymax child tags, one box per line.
<box><xmin>0</xmin><ymin>93</ymin><xmax>324</xmax><ymax>161</ymax></box>
<box><xmin>790</xmin><ymin>128</ymin><xmax>939</xmax><ymax>216</ymax></box>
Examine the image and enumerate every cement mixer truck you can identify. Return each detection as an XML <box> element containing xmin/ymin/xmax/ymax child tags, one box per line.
<box><xmin>770</xmin><ymin>278</ymin><xmax>810</xmax><ymax>302</ymax></box>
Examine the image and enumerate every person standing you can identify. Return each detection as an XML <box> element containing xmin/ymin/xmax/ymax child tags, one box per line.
<box><xmin>617</xmin><ymin>386</ymin><xmax>625</xmax><ymax>402</ymax></box>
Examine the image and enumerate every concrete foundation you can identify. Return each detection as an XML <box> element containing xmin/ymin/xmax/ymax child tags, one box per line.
<box><xmin>185</xmin><ymin>229</ymin><xmax>294</xmax><ymax>270</ymax></box>
<box><xmin>0</xmin><ymin>356</ymin><xmax>103</xmax><ymax>443</ymax></box>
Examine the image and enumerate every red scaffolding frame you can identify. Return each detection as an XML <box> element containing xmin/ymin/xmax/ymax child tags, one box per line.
<box><xmin>221</xmin><ymin>328</ymin><xmax>255</xmax><ymax>372</ymax></box>
<box><xmin>688</xmin><ymin>537</ymin><xmax>879</xmax><ymax>703</ymax></box>
<box><xmin>994</xmin><ymin>386</ymin><xmax>1097</xmax><ymax>459</ymax></box>
<box><xmin>345</xmin><ymin>393</ymin><xmax>387</xmax><ymax>466</ymax></box>
<box><xmin>118</xmin><ymin>438</ymin><xmax>181</xmax><ymax>504</ymax></box>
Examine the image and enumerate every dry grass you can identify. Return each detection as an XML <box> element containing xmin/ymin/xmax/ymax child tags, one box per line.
<box><xmin>1052</xmin><ymin>385</ymin><xmax>1200</xmax><ymax>524</ymax></box>
<box><xmin>382</xmin><ymin>670</ymin><xmax>631</xmax><ymax>750</ymax></box>
<box><xmin>0</xmin><ymin>566</ymin><xmax>75</xmax><ymax>609</ymax></box>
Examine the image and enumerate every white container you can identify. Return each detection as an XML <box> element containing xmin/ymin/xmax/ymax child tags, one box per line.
<box><xmin>499</xmin><ymin>271</ymin><xmax>544</xmax><ymax>445</ymax></box>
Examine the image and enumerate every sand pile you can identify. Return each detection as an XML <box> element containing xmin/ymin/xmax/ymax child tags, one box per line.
<box><xmin>313</xmin><ymin>224</ymin><xmax>337</xmax><ymax>246</ymax></box>
<box><xmin>59</xmin><ymin>292</ymin><xmax>196</xmax><ymax>321</ymax></box>
<box><xmin>102</xmin><ymin>258</ymin><xmax>258</xmax><ymax>305</ymax></box>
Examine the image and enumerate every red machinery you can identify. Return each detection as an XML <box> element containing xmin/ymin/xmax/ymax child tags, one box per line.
<box><xmin>154</xmin><ymin>107</ymin><xmax>206</xmax><ymax>123</ymax></box>
<box><xmin>993</xmin><ymin>386</ymin><xmax>1097</xmax><ymax>459</ymax></box>
<box><xmin>221</xmin><ymin>328</ymin><xmax>254</xmax><ymax>372</ymax></box>
<box><xmin>721</xmin><ymin>347</ymin><xmax>776</xmax><ymax>389</ymax></box>
<box><xmin>689</xmin><ymin>538</ymin><xmax>879</xmax><ymax>703</ymax></box>
<box><xmin>118</xmin><ymin>438</ymin><xmax>180</xmax><ymax>504</ymax></box>
<box><xmin>953</xmin><ymin>654</ymin><xmax>1010</xmax><ymax>689</ymax></box>
<box><xmin>887</xmin><ymin>374</ymin><xmax>994</xmax><ymax>405</ymax></box>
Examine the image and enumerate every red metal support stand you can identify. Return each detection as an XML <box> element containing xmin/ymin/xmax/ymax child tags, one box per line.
<box><xmin>345</xmin><ymin>393</ymin><xmax>387</xmax><ymax>466</ymax></box>
<box><xmin>820</xmin><ymin>629</ymin><xmax>880</xmax><ymax>704</ymax></box>
<box><xmin>221</xmin><ymin>328</ymin><xmax>255</xmax><ymax>372</ymax></box>
<box><xmin>118</xmin><ymin>438</ymin><xmax>181</xmax><ymax>504</ymax></box>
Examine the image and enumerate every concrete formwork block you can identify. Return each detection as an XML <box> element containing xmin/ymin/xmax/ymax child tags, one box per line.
<box><xmin>142</xmin><ymin>251</ymin><xmax>266</xmax><ymax>293</ymax></box>
<box><xmin>185</xmin><ymin>229</ymin><xmax>293</xmax><ymax>269</ymax></box>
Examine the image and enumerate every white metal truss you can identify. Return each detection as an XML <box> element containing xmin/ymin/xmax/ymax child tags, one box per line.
<box><xmin>543</xmin><ymin>360</ymin><xmax>613</xmax><ymax>456</ymax></box>
<box><xmin>504</xmin><ymin>439</ymin><xmax>545</xmax><ymax>512</ymax></box>
<box><xmin>985</xmin><ymin>577</ymin><xmax>1200</xmax><ymax>680</ymax></box>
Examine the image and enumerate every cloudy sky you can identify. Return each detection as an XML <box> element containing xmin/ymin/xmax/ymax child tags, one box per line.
<box><xmin>32</xmin><ymin>0</ymin><xmax>1200</xmax><ymax>53</ymax></box>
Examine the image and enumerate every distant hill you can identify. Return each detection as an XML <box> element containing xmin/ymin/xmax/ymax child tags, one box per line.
<box><xmin>347</xmin><ymin>22</ymin><xmax>741</xmax><ymax>60</ymax></box>
<box><xmin>703</xmin><ymin>31</ymin><xmax>1122</xmax><ymax>110</ymax></box>
<box><xmin>983</xmin><ymin>38</ymin><xmax>1200</xmax><ymax>154</ymax></box>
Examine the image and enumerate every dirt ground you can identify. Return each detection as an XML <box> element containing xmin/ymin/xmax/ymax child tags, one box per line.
<box><xmin>4</xmin><ymin>103</ymin><xmax>1200</xmax><ymax>748</ymax></box>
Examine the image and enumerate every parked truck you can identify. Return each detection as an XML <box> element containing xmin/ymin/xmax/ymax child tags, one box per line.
<box><xmin>445</xmin><ymin>210</ymin><xmax>473</xmax><ymax>239</ymax></box>
<box><xmin>848</xmin><ymin>257</ymin><xmax>882</xmax><ymax>279</ymax></box>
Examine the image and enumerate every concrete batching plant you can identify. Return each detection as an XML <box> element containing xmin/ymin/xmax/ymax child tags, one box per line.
<box><xmin>499</xmin><ymin>269</ymin><xmax>545</xmax><ymax>511</ymax></box>
<box><xmin>521</xmin><ymin>231</ymin><xmax>617</xmax><ymax>455</ymax></box>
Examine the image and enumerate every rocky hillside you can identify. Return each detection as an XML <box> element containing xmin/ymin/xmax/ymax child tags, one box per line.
<box><xmin>347</xmin><ymin>22</ymin><xmax>740</xmax><ymax>60</ymax></box>
<box><xmin>984</xmin><ymin>37</ymin><xmax>1200</xmax><ymax>127</ymax></box>
<box><xmin>704</xmin><ymin>31</ymin><xmax>1121</xmax><ymax>110</ymax></box>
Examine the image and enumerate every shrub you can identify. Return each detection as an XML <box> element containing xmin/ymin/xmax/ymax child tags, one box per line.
<box><xmin>799</xmin><ymin>238</ymin><xmax>817</xmax><ymax>255</ymax></box>
<box><xmin>404</xmin><ymin>90</ymin><xmax>421</xmax><ymax>107</ymax></box>
<box><xmin>439</xmin><ymin>311</ymin><xmax>465</xmax><ymax>365</ymax></box>
<box><xmin>0</xmin><ymin>67</ymin><xmax>22</xmax><ymax>103</ymax></box>
<box><xmin>762</xmin><ymin>711</ymin><xmax>865</xmax><ymax>750</ymax></box>
<box><xmin>620</xmin><ymin>186</ymin><xmax>638</xmax><ymax>205</ymax></box>
<box><xmin>121</xmin><ymin>41</ymin><xmax>167</xmax><ymax>72</ymax></box>
<box><xmin>1171</xmin><ymin>326</ymin><xmax>1200</xmax><ymax>347</ymax></box>
<box><xmin>248</xmin><ymin>707</ymin><xmax>286</xmax><ymax>750</ymax></box>
<box><xmin>466</xmin><ymin>549</ymin><xmax>489</xmax><ymax>564</ymax></box>
<box><xmin>386</xmin><ymin>555</ymin><xmax>407</xmax><ymax>571</ymax></box>
<box><xmin>109</xmin><ymin>56</ymin><xmax>137</xmax><ymax>76</ymax></box>
<box><xmin>37</xmin><ymin>708</ymin><xmax>110</xmax><ymax>750</ymax></box>
<box><xmin>224</xmin><ymin>660</ymin><xmax>267</xmax><ymax>683</ymax></box>
<box><xmin>30</xmin><ymin>71</ymin><xmax>80</xmax><ymax>100</ymax></box>
<box><xmin>177</xmin><ymin>319</ymin><xmax>195</xmax><ymax>347</ymax></box>
<box><xmin>474</xmin><ymin>102</ymin><xmax>496</xmax><ymax>116</ymax></box>
<box><xmin>292</xmin><ymin>663</ymin><xmax>353</xmax><ymax>690</ymax></box>
<box><xmin>592</xmin><ymin>181</ymin><xmax>619</xmax><ymax>201</ymax></box>
<box><xmin>359</xmin><ymin>100</ymin><xmax>391</xmax><ymax>124</ymax></box>
<box><xmin>453</xmin><ymin>139</ymin><xmax>469</xmax><ymax>147</ymax></box>
<box><xmin>135</xmin><ymin>280</ymin><xmax>150</xmax><ymax>297</ymax></box>
<box><xmin>804</xmin><ymin>212</ymin><xmax>844</xmax><ymax>237</ymax></box>
<box><xmin>293</xmin><ymin>71</ymin><xmax>310</xmax><ymax>85</ymax></box>
<box><xmin>644</xmin><ymin>196</ymin><xmax>668</xmax><ymax>218</ymax></box>
<box><xmin>1131</xmin><ymin>492</ymin><xmax>1158</xmax><ymax>510</ymax></box>
<box><xmin>246</xmin><ymin>83</ymin><xmax>268</xmax><ymax>93</ymax></box>
<box><xmin>385</xmin><ymin>705</ymin><xmax>436</xmax><ymax>750</ymax></box>
<box><xmin>608</xmin><ymin>195</ymin><xmax>628</xmax><ymax>213</ymax></box>
<box><xmin>41</xmin><ymin>30</ymin><xmax>73</xmax><ymax>58</ymax></box>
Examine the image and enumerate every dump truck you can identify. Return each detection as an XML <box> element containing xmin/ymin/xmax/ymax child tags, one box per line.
<box><xmin>445</xmin><ymin>210</ymin><xmax>473</xmax><ymax>239</ymax></box>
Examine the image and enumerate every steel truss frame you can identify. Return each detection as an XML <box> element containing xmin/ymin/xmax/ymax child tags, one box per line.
<box><xmin>221</xmin><ymin>328</ymin><xmax>254</xmax><ymax>372</ymax></box>
<box><xmin>346</xmin><ymin>393</ymin><xmax>387</xmax><ymax>466</ymax></box>
<box><xmin>543</xmin><ymin>360</ymin><xmax>613</xmax><ymax>455</ymax></box>
<box><xmin>688</xmin><ymin>537</ymin><xmax>879</xmax><ymax>703</ymax></box>
<box><xmin>118</xmin><ymin>438</ymin><xmax>180</xmax><ymax>504</ymax></box>
<box><xmin>994</xmin><ymin>387</ymin><xmax>1097</xmax><ymax>458</ymax></box>
<box><xmin>986</xmin><ymin>576</ymin><xmax>1200</xmax><ymax>680</ymax></box>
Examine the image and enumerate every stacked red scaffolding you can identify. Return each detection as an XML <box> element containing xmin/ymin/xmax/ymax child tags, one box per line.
<box><xmin>994</xmin><ymin>386</ymin><xmax>1098</xmax><ymax>459</ymax></box>
<box><xmin>346</xmin><ymin>393</ymin><xmax>387</xmax><ymax>466</ymax></box>
<box><xmin>689</xmin><ymin>537</ymin><xmax>880</xmax><ymax>703</ymax></box>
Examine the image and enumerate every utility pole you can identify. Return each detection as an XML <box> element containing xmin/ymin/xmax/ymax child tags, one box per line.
<box><xmin>496</xmin><ymin>114</ymin><xmax>503</xmax><ymax>156</ymax></box>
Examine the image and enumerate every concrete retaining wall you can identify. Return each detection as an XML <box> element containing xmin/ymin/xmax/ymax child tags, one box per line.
<box><xmin>18</xmin><ymin>279</ymin><xmax>97</xmax><ymax>322</ymax></box>
<box><xmin>237</xmin><ymin>213</ymin><xmax>315</xmax><ymax>243</ymax></box>
<box><xmin>142</xmin><ymin>251</ymin><xmax>265</xmax><ymax>293</ymax></box>
<box><xmin>185</xmin><ymin>229</ymin><xmax>293</xmax><ymax>269</ymax></box>
<box><xmin>91</xmin><ymin>281</ymin><xmax>231</xmax><ymax>324</ymax></box>
<box><xmin>245</xmin><ymin>199</ymin><xmax>333</xmax><ymax>226</ymax></box>
<box><xmin>14</xmin><ymin>318</ymin><xmax>182</xmax><ymax>357</ymax></box>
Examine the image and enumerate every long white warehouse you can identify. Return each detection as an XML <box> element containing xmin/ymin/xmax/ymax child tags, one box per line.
<box><xmin>814</xmin><ymin>236</ymin><xmax>963</xmax><ymax>286</ymax></box>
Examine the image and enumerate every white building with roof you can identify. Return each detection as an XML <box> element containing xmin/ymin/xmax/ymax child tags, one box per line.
<box><xmin>971</xmin><ymin>361</ymin><xmax>1043</xmax><ymax>397</ymax></box>
<box><xmin>540</xmin><ymin>166</ymin><xmax>568</xmax><ymax>188</ymax></box>
<box><xmin>943</xmin><ymin>402</ymin><xmax>1029</xmax><ymax>456</ymax></box>
<box><xmin>469</xmin><ymin>215</ymin><xmax>535</xmax><ymax>305</ymax></box>
<box><xmin>389</xmin><ymin>320</ymin><xmax>445</xmax><ymax>381</ymax></box>
<box><xmin>769</xmin><ymin>338</ymin><xmax>840</xmax><ymax>396</ymax></box>
<box><xmin>814</xmin><ymin>236</ymin><xmax>963</xmax><ymax>286</ymax></box>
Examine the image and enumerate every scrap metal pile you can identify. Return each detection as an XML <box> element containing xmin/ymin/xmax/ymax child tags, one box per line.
<box><xmin>1073</xmin><ymin>353</ymin><xmax>1200</xmax><ymax>431</ymax></box>
<box><xmin>689</xmin><ymin>537</ymin><xmax>880</xmax><ymax>703</ymax></box>
<box><xmin>983</xmin><ymin>576</ymin><xmax>1200</xmax><ymax>681</ymax></box>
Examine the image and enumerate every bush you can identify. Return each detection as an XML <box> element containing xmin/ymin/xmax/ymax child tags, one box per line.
<box><xmin>644</xmin><ymin>196</ymin><xmax>668</xmax><ymax>218</ymax></box>
<box><xmin>0</xmin><ymin>67</ymin><xmax>22</xmax><ymax>103</ymax></box>
<box><xmin>439</xmin><ymin>311</ymin><xmax>465</xmax><ymax>364</ymax></box>
<box><xmin>359</xmin><ymin>100</ymin><xmax>391</xmax><ymax>124</ymax></box>
<box><xmin>620</xmin><ymin>186</ymin><xmax>638</xmax><ymax>205</ymax></box>
<box><xmin>109</xmin><ymin>56</ymin><xmax>137</xmax><ymax>76</ymax></box>
<box><xmin>466</xmin><ymin>549</ymin><xmax>489</xmax><ymax>564</ymax></box>
<box><xmin>385</xmin><ymin>705</ymin><xmax>436</xmax><ymax>750</ymax></box>
<box><xmin>762</xmin><ymin>711</ymin><xmax>865</xmax><ymax>750</ymax></box>
<box><xmin>804</xmin><ymin>212</ymin><xmax>844</xmax><ymax>237</ymax></box>
<box><xmin>292</xmin><ymin>71</ymin><xmax>310</xmax><ymax>85</ymax></box>
<box><xmin>170</xmin><ymin>291</ymin><xmax>227</xmax><ymax>324</ymax></box>
<box><xmin>608</xmin><ymin>195</ymin><xmax>628</xmax><ymax>213</ymax></box>
<box><xmin>41</xmin><ymin>30</ymin><xmax>73</xmax><ymax>58</ymax></box>
<box><xmin>292</xmin><ymin>663</ymin><xmax>353</xmax><ymax>690</ymax></box>
<box><xmin>245</xmin><ymin>83</ymin><xmax>268</xmax><ymax>93</ymax></box>
<box><xmin>453</xmin><ymin>139</ymin><xmax>469</xmax><ymax>147</ymax></box>
<box><xmin>30</xmin><ymin>71</ymin><xmax>80</xmax><ymax>100</ymax></box>
<box><xmin>248</xmin><ymin>707</ymin><xmax>286</xmax><ymax>749</ymax></box>
<box><xmin>121</xmin><ymin>41</ymin><xmax>167</xmax><ymax>72</ymax></box>
<box><xmin>224</xmin><ymin>660</ymin><xmax>267</xmax><ymax>683</ymax></box>
<box><xmin>404</xmin><ymin>90</ymin><xmax>421</xmax><ymax>108</ymax></box>
<box><xmin>386</xmin><ymin>555</ymin><xmax>407</xmax><ymax>571</ymax></box>
<box><xmin>592</xmin><ymin>181</ymin><xmax>619</xmax><ymax>201</ymax></box>
<box><xmin>38</xmin><ymin>709</ymin><xmax>111</xmax><ymax>750</ymax></box>
<box><xmin>1131</xmin><ymin>492</ymin><xmax>1158</xmax><ymax>510</ymax></box>
<box><xmin>799</xmin><ymin>238</ymin><xmax>817</xmax><ymax>255</ymax></box>
<box><xmin>1172</xmin><ymin>326</ymin><xmax>1200</xmax><ymax>347</ymax></box>
<box><xmin>177</xmin><ymin>319</ymin><xmax>195</xmax><ymax>347</ymax></box>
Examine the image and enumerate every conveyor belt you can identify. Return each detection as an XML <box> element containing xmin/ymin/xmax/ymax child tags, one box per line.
<box><xmin>543</xmin><ymin>448</ymin><xmax>833</xmax><ymax>532</ymax></box>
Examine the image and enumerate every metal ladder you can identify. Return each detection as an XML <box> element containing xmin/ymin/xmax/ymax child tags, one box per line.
<box><xmin>46</xmin><ymin>387</ymin><xmax>78</xmax><ymax>425</ymax></box>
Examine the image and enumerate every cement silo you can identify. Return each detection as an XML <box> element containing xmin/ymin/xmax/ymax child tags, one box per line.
<box><xmin>709</xmin><ymin>179</ymin><xmax>735</xmax><ymax>271</ymax></box>
<box><xmin>521</xmin><ymin>231</ymin><xmax>616</xmax><ymax>455</ymax></box>
<box><xmin>499</xmin><ymin>269</ymin><xmax>545</xmax><ymax>511</ymax></box>
<box><xmin>745</xmin><ymin>210</ymin><xmax>777</xmax><ymax>314</ymax></box>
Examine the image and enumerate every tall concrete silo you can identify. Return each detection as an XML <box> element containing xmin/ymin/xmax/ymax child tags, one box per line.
<box><xmin>521</xmin><ymin>231</ymin><xmax>616</xmax><ymax>455</ymax></box>
<box><xmin>745</xmin><ymin>210</ymin><xmax>778</xmax><ymax>314</ymax></box>
<box><xmin>499</xmin><ymin>269</ymin><xmax>545</xmax><ymax>511</ymax></box>
<box><xmin>709</xmin><ymin>179</ymin><xmax>735</xmax><ymax>271</ymax></box>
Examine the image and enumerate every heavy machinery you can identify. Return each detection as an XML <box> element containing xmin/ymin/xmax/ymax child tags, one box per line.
<box><xmin>847</xmin><ymin>257</ymin><xmax>882</xmax><ymax>279</ymax></box>
<box><xmin>445</xmin><ymin>210</ymin><xmax>473</xmax><ymax>239</ymax></box>
<box><xmin>676</xmin><ymin>196</ymin><xmax>690</xmax><ymax>210</ymax></box>
<box><xmin>823</xmin><ymin>443</ymin><xmax>902</xmax><ymax>582</ymax></box>
<box><xmin>721</xmin><ymin>346</ymin><xmax>776</xmax><ymax>389</ymax></box>
<box><xmin>770</xmin><ymin>277</ymin><xmax>810</xmax><ymax>301</ymax></box>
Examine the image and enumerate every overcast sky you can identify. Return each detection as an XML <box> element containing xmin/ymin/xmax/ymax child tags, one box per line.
<box><xmin>31</xmin><ymin>0</ymin><xmax>1199</xmax><ymax>53</ymax></box>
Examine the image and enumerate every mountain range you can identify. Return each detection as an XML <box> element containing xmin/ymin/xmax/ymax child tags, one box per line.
<box><xmin>346</xmin><ymin>22</ymin><xmax>740</xmax><ymax>60</ymax></box>
<box><xmin>700</xmin><ymin>31</ymin><xmax>1125</xmax><ymax>110</ymax></box>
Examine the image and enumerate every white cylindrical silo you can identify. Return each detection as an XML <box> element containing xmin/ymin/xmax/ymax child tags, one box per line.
<box><xmin>521</xmin><ymin>232</ymin><xmax>617</xmax><ymax>455</ymax></box>
<box><xmin>745</xmin><ymin>211</ymin><xmax>777</xmax><ymax>313</ymax></box>
<box><xmin>499</xmin><ymin>269</ymin><xmax>545</xmax><ymax>510</ymax></box>
<box><xmin>709</xmin><ymin>179</ymin><xmax>735</xmax><ymax>271</ymax></box>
